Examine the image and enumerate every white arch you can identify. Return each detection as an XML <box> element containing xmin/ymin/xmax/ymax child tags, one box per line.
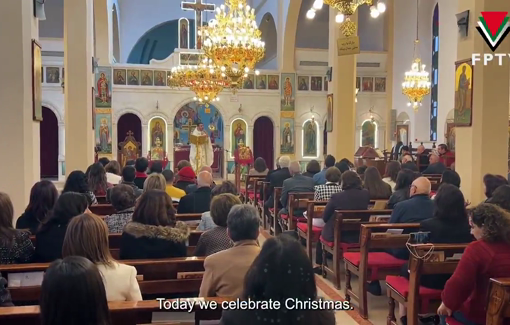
<box><xmin>302</xmin><ymin>119</ymin><xmax>320</xmax><ymax>159</ymax></box>
<box><xmin>169</xmin><ymin>97</ymin><xmax>228</xmax><ymax>124</ymax></box>
<box><xmin>360</xmin><ymin>119</ymin><xmax>379</xmax><ymax>148</ymax></box>
<box><xmin>147</xmin><ymin>115</ymin><xmax>169</xmax><ymax>154</ymax></box>
<box><xmin>250</xmin><ymin>111</ymin><xmax>278</xmax><ymax>126</ymax></box>
<box><xmin>114</xmin><ymin>108</ymin><xmax>145</xmax><ymax>124</ymax></box>
<box><xmin>298</xmin><ymin>111</ymin><xmax>323</xmax><ymax>126</ymax></box>
<box><xmin>145</xmin><ymin>111</ymin><xmax>171</xmax><ymax>125</ymax></box>
<box><xmin>41</xmin><ymin>101</ymin><xmax>64</xmax><ymax>123</ymax></box>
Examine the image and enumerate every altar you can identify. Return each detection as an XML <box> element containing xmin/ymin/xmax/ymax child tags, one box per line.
<box><xmin>174</xmin><ymin>145</ymin><xmax>224</xmax><ymax>177</ymax></box>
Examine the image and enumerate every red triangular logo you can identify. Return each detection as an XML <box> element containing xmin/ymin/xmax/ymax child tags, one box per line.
<box><xmin>481</xmin><ymin>11</ymin><xmax>508</xmax><ymax>36</ymax></box>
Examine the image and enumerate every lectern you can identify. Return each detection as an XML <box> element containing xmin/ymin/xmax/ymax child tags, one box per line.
<box><xmin>190</xmin><ymin>134</ymin><xmax>208</xmax><ymax>172</ymax></box>
<box><xmin>354</xmin><ymin>146</ymin><xmax>387</xmax><ymax>176</ymax></box>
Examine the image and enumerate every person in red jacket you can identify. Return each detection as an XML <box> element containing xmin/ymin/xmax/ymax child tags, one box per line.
<box><xmin>438</xmin><ymin>203</ymin><xmax>510</xmax><ymax>325</ymax></box>
<box><xmin>438</xmin><ymin>144</ymin><xmax>455</xmax><ymax>168</ymax></box>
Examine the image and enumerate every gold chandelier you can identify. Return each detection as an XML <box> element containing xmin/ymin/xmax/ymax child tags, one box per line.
<box><xmin>402</xmin><ymin>0</ymin><xmax>431</xmax><ymax>111</ymax></box>
<box><xmin>307</xmin><ymin>0</ymin><xmax>385</xmax><ymax>37</ymax></box>
<box><xmin>169</xmin><ymin>57</ymin><xmax>230</xmax><ymax>109</ymax></box>
<box><xmin>201</xmin><ymin>0</ymin><xmax>265</xmax><ymax>88</ymax></box>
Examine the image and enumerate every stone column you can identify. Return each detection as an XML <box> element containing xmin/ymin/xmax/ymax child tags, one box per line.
<box><xmin>94</xmin><ymin>0</ymin><xmax>111</xmax><ymax>65</ymax></box>
<box><xmin>0</xmin><ymin>0</ymin><xmax>39</xmax><ymax>216</ymax></box>
<box><xmin>326</xmin><ymin>9</ymin><xmax>358</xmax><ymax>161</ymax></box>
<box><xmin>64</xmin><ymin>0</ymin><xmax>95</xmax><ymax>173</ymax></box>
<box><xmin>112</xmin><ymin>121</ymin><xmax>118</xmax><ymax>160</ymax></box>
<box><xmin>384</xmin><ymin>0</ymin><xmax>395</xmax><ymax>150</ymax></box>
<box><xmin>455</xmin><ymin>0</ymin><xmax>510</xmax><ymax>203</ymax></box>
<box><xmin>58</xmin><ymin>123</ymin><xmax>66</xmax><ymax>181</ymax></box>
<box><xmin>166</xmin><ymin>123</ymin><xmax>173</xmax><ymax>170</ymax></box>
<box><xmin>141</xmin><ymin>123</ymin><xmax>148</xmax><ymax>156</ymax></box>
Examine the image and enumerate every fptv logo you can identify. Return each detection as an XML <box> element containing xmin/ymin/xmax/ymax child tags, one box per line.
<box><xmin>472</xmin><ymin>12</ymin><xmax>510</xmax><ymax>66</ymax></box>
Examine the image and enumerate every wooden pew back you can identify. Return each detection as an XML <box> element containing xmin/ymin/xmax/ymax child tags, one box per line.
<box><xmin>486</xmin><ymin>278</ymin><xmax>510</xmax><ymax>325</ymax></box>
<box><xmin>285</xmin><ymin>192</ymin><xmax>315</xmax><ymax>230</ymax></box>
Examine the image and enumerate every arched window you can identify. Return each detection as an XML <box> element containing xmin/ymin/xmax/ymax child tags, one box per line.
<box><xmin>430</xmin><ymin>3</ymin><xmax>439</xmax><ymax>141</ymax></box>
<box><xmin>360</xmin><ymin>120</ymin><xmax>378</xmax><ymax>148</ymax></box>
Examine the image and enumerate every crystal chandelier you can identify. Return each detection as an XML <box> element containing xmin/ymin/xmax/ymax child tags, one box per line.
<box><xmin>307</xmin><ymin>0</ymin><xmax>385</xmax><ymax>37</ymax></box>
<box><xmin>402</xmin><ymin>0</ymin><xmax>431</xmax><ymax>111</ymax></box>
<box><xmin>169</xmin><ymin>57</ymin><xmax>230</xmax><ymax>109</ymax></box>
<box><xmin>201</xmin><ymin>0</ymin><xmax>265</xmax><ymax>88</ymax></box>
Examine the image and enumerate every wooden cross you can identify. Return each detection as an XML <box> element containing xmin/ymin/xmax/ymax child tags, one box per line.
<box><xmin>181</xmin><ymin>0</ymin><xmax>215</xmax><ymax>49</ymax></box>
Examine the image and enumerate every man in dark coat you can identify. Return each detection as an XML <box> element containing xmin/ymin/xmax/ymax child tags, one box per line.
<box><xmin>177</xmin><ymin>171</ymin><xmax>213</xmax><ymax>214</ymax></box>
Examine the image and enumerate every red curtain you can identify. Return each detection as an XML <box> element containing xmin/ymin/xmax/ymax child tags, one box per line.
<box><xmin>40</xmin><ymin>107</ymin><xmax>59</xmax><ymax>179</ymax></box>
<box><xmin>253</xmin><ymin>116</ymin><xmax>274</xmax><ymax>170</ymax></box>
<box><xmin>117</xmin><ymin>113</ymin><xmax>142</xmax><ymax>146</ymax></box>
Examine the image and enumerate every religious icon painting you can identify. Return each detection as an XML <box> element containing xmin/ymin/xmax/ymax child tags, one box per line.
<box><xmin>310</xmin><ymin>77</ymin><xmax>323</xmax><ymax>91</ymax></box>
<box><xmin>141</xmin><ymin>70</ymin><xmax>154</xmax><ymax>86</ymax></box>
<box><xmin>32</xmin><ymin>40</ymin><xmax>43</xmax><ymax>121</ymax></box>
<box><xmin>356</xmin><ymin>77</ymin><xmax>361</xmax><ymax>91</ymax></box>
<box><xmin>280</xmin><ymin>117</ymin><xmax>295</xmax><ymax>154</ymax></box>
<box><xmin>178</xmin><ymin>18</ymin><xmax>190</xmax><ymax>49</ymax></box>
<box><xmin>95</xmin><ymin>113</ymin><xmax>113</xmax><ymax>154</ymax></box>
<box><xmin>268</xmin><ymin>75</ymin><xmax>279</xmax><ymax>90</ymax></box>
<box><xmin>231</xmin><ymin>118</ymin><xmax>248</xmax><ymax>156</ymax></box>
<box><xmin>95</xmin><ymin>67</ymin><xmax>112</xmax><ymax>108</ymax></box>
<box><xmin>297</xmin><ymin>76</ymin><xmax>309</xmax><ymax>91</ymax></box>
<box><xmin>149</xmin><ymin>117</ymin><xmax>166</xmax><ymax>160</ymax></box>
<box><xmin>127</xmin><ymin>69</ymin><xmax>140</xmax><ymax>86</ymax></box>
<box><xmin>256</xmin><ymin>75</ymin><xmax>267</xmax><ymax>90</ymax></box>
<box><xmin>113</xmin><ymin>69</ymin><xmax>127</xmax><ymax>85</ymax></box>
<box><xmin>154</xmin><ymin>71</ymin><xmax>167</xmax><ymax>86</ymax></box>
<box><xmin>326</xmin><ymin>94</ymin><xmax>333</xmax><ymax>133</ymax></box>
<box><xmin>362</xmin><ymin>77</ymin><xmax>374</xmax><ymax>92</ymax></box>
<box><xmin>361</xmin><ymin>120</ymin><xmax>376</xmax><ymax>147</ymax></box>
<box><xmin>281</xmin><ymin>73</ymin><xmax>296</xmax><ymax>111</ymax></box>
<box><xmin>302</xmin><ymin>119</ymin><xmax>318</xmax><ymax>158</ymax></box>
<box><xmin>324</xmin><ymin>76</ymin><xmax>328</xmax><ymax>92</ymax></box>
<box><xmin>454</xmin><ymin>59</ymin><xmax>473</xmax><ymax>127</ymax></box>
<box><xmin>46</xmin><ymin>67</ymin><xmax>60</xmax><ymax>84</ymax></box>
<box><xmin>374</xmin><ymin>77</ymin><xmax>386</xmax><ymax>92</ymax></box>
<box><xmin>227</xmin><ymin>161</ymin><xmax>236</xmax><ymax>174</ymax></box>
<box><xmin>243</xmin><ymin>74</ymin><xmax>255</xmax><ymax>89</ymax></box>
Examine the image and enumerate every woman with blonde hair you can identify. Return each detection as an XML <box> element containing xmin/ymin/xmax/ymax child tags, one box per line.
<box><xmin>62</xmin><ymin>213</ymin><xmax>142</xmax><ymax>301</ymax></box>
<box><xmin>143</xmin><ymin>173</ymin><xmax>166</xmax><ymax>192</ymax></box>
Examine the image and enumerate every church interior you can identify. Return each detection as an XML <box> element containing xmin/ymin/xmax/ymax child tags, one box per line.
<box><xmin>1</xmin><ymin>0</ymin><xmax>510</xmax><ymax>324</ymax></box>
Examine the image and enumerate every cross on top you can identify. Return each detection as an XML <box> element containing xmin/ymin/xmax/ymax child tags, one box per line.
<box><xmin>181</xmin><ymin>0</ymin><xmax>215</xmax><ymax>49</ymax></box>
<box><xmin>126</xmin><ymin>130</ymin><xmax>134</xmax><ymax>137</ymax></box>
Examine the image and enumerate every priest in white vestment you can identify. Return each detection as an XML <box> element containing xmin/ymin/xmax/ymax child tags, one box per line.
<box><xmin>190</xmin><ymin>123</ymin><xmax>214</xmax><ymax>172</ymax></box>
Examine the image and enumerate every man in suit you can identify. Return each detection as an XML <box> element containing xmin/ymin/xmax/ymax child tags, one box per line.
<box><xmin>263</xmin><ymin>156</ymin><xmax>291</xmax><ymax>218</ymax></box>
<box><xmin>280</xmin><ymin>161</ymin><xmax>315</xmax><ymax>215</ymax></box>
<box><xmin>199</xmin><ymin>205</ymin><xmax>260</xmax><ymax>298</ymax></box>
<box><xmin>401</xmin><ymin>154</ymin><xmax>418</xmax><ymax>172</ymax></box>
<box><xmin>416</xmin><ymin>145</ymin><xmax>429</xmax><ymax>172</ymax></box>
<box><xmin>422</xmin><ymin>154</ymin><xmax>446</xmax><ymax>175</ymax></box>
<box><xmin>185</xmin><ymin>166</ymin><xmax>216</xmax><ymax>194</ymax></box>
<box><xmin>313</xmin><ymin>155</ymin><xmax>336</xmax><ymax>185</ymax></box>
<box><xmin>177</xmin><ymin>171</ymin><xmax>213</xmax><ymax>214</ymax></box>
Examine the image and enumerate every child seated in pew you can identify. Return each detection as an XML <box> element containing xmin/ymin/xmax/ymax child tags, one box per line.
<box><xmin>194</xmin><ymin>193</ymin><xmax>240</xmax><ymax>256</ymax></box>
<box><xmin>103</xmin><ymin>185</ymin><xmax>136</xmax><ymax>233</ymax></box>
<box><xmin>41</xmin><ymin>256</ymin><xmax>112</xmax><ymax>325</ymax></box>
<box><xmin>120</xmin><ymin>190</ymin><xmax>190</xmax><ymax>260</ymax></box>
<box><xmin>437</xmin><ymin>204</ymin><xmax>510</xmax><ymax>325</ymax></box>
<box><xmin>0</xmin><ymin>192</ymin><xmax>34</xmax><ymax>264</ymax></box>
<box><xmin>63</xmin><ymin>213</ymin><xmax>142</xmax><ymax>301</ymax></box>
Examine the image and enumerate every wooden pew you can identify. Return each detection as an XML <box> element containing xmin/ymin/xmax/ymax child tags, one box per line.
<box><xmin>296</xmin><ymin>201</ymin><xmax>328</xmax><ymax>261</ymax></box>
<box><xmin>343</xmin><ymin>223</ymin><xmax>421</xmax><ymax>319</ymax></box>
<box><xmin>279</xmin><ymin>192</ymin><xmax>314</xmax><ymax>232</ymax></box>
<box><xmin>0</xmin><ymin>298</ymin><xmax>231</xmax><ymax>325</ymax></box>
<box><xmin>0</xmin><ymin>257</ymin><xmax>206</xmax><ymax>303</ymax></box>
<box><xmin>321</xmin><ymin>210</ymin><xmax>393</xmax><ymax>290</ymax></box>
<box><xmin>482</xmin><ymin>278</ymin><xmax>510</xmax><ymax>325</ymax></box>
<box><xmin>258</xmin><ymin>181</ymin><xmax>270</xmax><ymax>229</ymax></box>
<box><xmin>243</xmin><ymin>175</ymin><xmax>265</xmax><ymax>204</ymax></box>
<box><xmin>89</xmin><ymin>203</ymin><xmax>116</xmax><ymax>216</ymax></box>
<box><xmin>270</xmin><ymin>187</ymin><xmax>282</xmax><ymax>235</ymax></box>
<box><xmin>96</xmin><ymin>195</ymin><xmax>108</xmax><ymax>204</ymax></box>
<box><xmin>386</xmin><ymin>244</ymin><xmax>468</xmax><ymax>325</ymax></box>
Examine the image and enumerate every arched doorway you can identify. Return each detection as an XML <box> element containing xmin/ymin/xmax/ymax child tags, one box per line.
<box><xmin>173</xmin><ymin>102</ymin><xmax>224</xmax><ymax>176</ymax></box>
<box><xmin>40</xmin><ymin>107</ymin><xmax>59</xmax><ymax>179</ymax></box>
<box><xmin>117</xmin><ymin>113</ymin><xmax>142</xmax><ymax>166</ymax></box>
<box><xmin>253</xmin><ymin>116</ymin><xmax>274</xmax><ymax>170</ymax></box>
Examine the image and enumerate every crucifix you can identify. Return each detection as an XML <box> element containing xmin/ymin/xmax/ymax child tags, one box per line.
<box><xmin>181</xmin><ymin>0</ymin><xmax>215</xmax><ymax>50</ymax></box>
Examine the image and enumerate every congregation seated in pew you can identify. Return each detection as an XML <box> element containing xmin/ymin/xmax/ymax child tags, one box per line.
<box><xmin>487</xmin><ymin>184</ymin><xmax>510</xmax><ymax>211</ymax></box>
<box><xmin>387</xmin><ymin>169</ymin><xmax>417</xmax><ymax>209</ymax></box>
<box><xmin>63</xmin><ymin>170</ymin><xmax>97</xmax><ymax>205</ymax></box>
<box><xmin>142</xmin><ymin>173</ymin><xmax>166</xmax><ymax>192</ymax></box>
<box><xmin>133</xmin><ymin>157</ymin><xmax>149</xmax><ymax>190</ymax></box>
<box><xmin>482</xmin><ymin>173</ymin><xmax>509</xmax><ymax>202</ymax></box>
<box><xmin>382</xmin><ymin>161</ymin><xmax>401</xmax><ymax>192</ymax></box>
<box><xmin>194</xmin><ymin>193</ymin><xmax>240</xmax><ymax>256</ymax></box>
<box><xmin>88</xmin><ymin>162</ymin><xmax>113</xmax><ymax>197</ymax></box>
<box><xmin>35</xmin><ymin>192</ymin><xmax>89</xmax><ymax>263</ymax></box>
<box><xmin>62</xmin><ymin>213</ymin><xmax>142</xmax><ymax>301</ymax></box>
<box><xmin>364</xmin><ymin>166</ymin><xmax>393</xmax><ymax>200</ymax></box>
<box><xmin>0</xmin><ymin>193</ymin><xmax>34</xmax><ymax>264</ymax></box>
<box><xmin>103</xmin><ymin>185</ymin><xmax>136</xmax><ymax>234</ymax></box>
<box><xmin>105</xmin><ymin>160</ymin><xmax>122</xmax><ymax>185</ymax></box>
<box><xmin>313</xmin><ymin>166</ymin><xmax>342</xmax><ymax>203</ymax></box>
<box><xmin>437</xmin><ymin>204</ymin><xmax>510</xmax><ymax>325</ymax></box>
<box><xmin>178</xmin><ymin>170</ymin><xmax>213</xmax><ymax>214</ymax></box>
<box><xmin>162</xmin><ymin>169</ymin><xmax>185</xmax><ymax>200</ymax></box>
<box><xmin>303</xmin><ymin>159</ymin><xmax>321</xmax><ymax>178</ymax></box>
<box><xmin>174</xmin><ymin>163</ymin><xmax>196</xmax><ymax>191</ymax></box>
<box><xmin>264</xmin><ymin>156</ymin><xmax>291</xmax><ymax>217</ymax></box>
<box><xmin>279</xmin><ymin>161</ymin><xmax>315</xmax><ymax>216</ymax></box>
<box><xmin>200</xmin><ymin>205</ymin><xmax>261</xmax><ymax>298</ymax></box>
<box><xmin>16</xmin><ymin>180</ymin><xmax>58</xmax><ymax>234</ymax></box>
<box><xmin>120</xmin><ymin>190</ymin><xmax>190</xmax><ymax>260</ymax></box>
<box><xmin>220</xmin><ymin>235</ymin><xmax>335</xmax><ymax>325</ymax></box>
<box><xmin>401</xmin><ymin>155</ymin><xmax>418</xmax><ymax>172</ymax></box>
<box><xmin>422</xmin><ymin>154</ymin><xmax>446</xmax><ymax>175</ymax></box>
<box><xmin>197</xmin><ymin>181</ymin><xmax>238</xmax><ymax>231</ymax></box>
<box><xmin>108</xmin><ymin>166</ymin><xmax>142</xmax><ymax>199</ymax></box>
<box><xmin>249</xmin><ymin>157</ymin><xmax>269</xmax><ymax>176</ymax></box>
<box><xmin>314</xmin><ymin>154</ymin><xmax>336</xmax><ymax>185</ymax></box>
